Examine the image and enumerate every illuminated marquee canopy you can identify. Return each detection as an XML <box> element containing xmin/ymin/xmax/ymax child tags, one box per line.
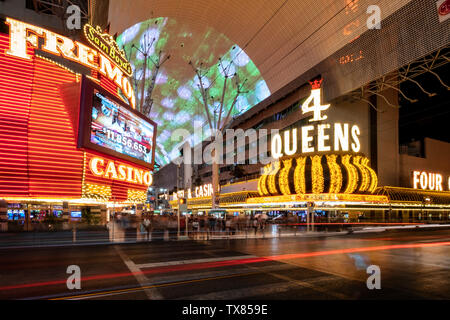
<box><xmin>258</xmin><ymin>154</ymin><xmax>378</xmax><ymax>197</ymax></box>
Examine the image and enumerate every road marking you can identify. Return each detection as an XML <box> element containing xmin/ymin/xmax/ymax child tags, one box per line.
<box><xmin>176</xmin><ymin>275</ymin><xmax>339</xmax><ymax>300</ymax></box>
<box><xmin>114</xmin><ymin>246</ymin><xmax>163</xmax><ymax>300</ymax></box>
<box><xmin>243</xmin><ymin>262</ymin><xmax>351</xmax><ymax>299</ymax></box>
<box><xmin>26</xmin><ymin>263</ymin><xmax>296</xmax><ymax>300</ymax></box>
<box><xmin>51</xmin><ymin>271</ymin><xmax>262</xmax><ymax>300</ymax></box>
<box><xmin>136</xmin><ymin>255</ymin><xmax>257</xmax><ymax>269</ymax></box>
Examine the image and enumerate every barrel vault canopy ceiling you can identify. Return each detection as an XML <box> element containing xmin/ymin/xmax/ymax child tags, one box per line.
<box><xmin>107</xmin><ymin>0</ymin><xmax>411</xmax><ymax>166</ymax></box>
<box><xmin>109</xmin><ymin>0</ymin><xmax>410</xmax><ymax>95</ymax></box>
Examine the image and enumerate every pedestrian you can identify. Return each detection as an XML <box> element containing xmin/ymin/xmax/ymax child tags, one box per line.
<box><xmin>192</xmin><ymin>218</ymin><xmax>199</xmax><ymax>239</ymax></box>
<box><xmin>252</xmin><ymin>217</ymin><xmax>258</xmax><ymax>235</ymax></box>
<box><xmin>143</xmin><ymin>217</ymin><xmax>151</xmax><ymax>240</ymax></box>
<box><xmin>168</xmin><ymin>216</ymin><xmax>177</xmax><ymax>240</ymax></box>
<box><xmin>225</xmin><ymin>217</ymin><xmax>231</xmax><ymax>235</ymax></box>
<box><xmin>199</xmin><ymin>216</ymin><xmax>205</xmax><ymax>239</ymax></box>
<box><xmin>208</xmin><ymin>215</ymin><xmax>216</xmax><ymax>235</ymax></box>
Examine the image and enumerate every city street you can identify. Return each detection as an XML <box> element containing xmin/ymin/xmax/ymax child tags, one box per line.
<box><xmin>0</xmin><ymin>229</ymin><xmax>449</xmax><ymax>300</ymax></box>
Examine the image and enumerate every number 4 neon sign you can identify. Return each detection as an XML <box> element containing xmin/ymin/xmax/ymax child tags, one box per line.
<box><xmin>301</xmin><ymin>79</ymin><xmax>330</xmax><ymax>122</ymax></box>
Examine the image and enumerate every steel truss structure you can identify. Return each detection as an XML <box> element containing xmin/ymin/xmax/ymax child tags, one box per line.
<box><xmin>29</xmin><ymin>0</ymin><xmax>90</xmax><ymax>31</ymax></box>
<box><xmin>349</xmin><ymin>44</ymin><xmax>450</xmax><ymax>111</ymax></box>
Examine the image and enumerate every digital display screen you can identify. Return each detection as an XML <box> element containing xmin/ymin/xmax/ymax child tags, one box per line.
<box><xmin>70</xmin><ymin>211</ymin><xmax>82</xmax><ymax>218</ymax></box>
<box><xmin>7</xmin><ymin>209</ymin><xmax>25</xmax><ymax>220</ymax></box>
<box><xmin>79</xmin><ymin>78</ymin><xmax>157</xmax><ymax>169</ymax></box>
<box><xmin>90</xmin><ymin>91</ymin><xmax>155</xmax><ymax>165</ymax></box>
<box><xmin>116</xmin><ymin>17</ymin><xmax>270</xmax><ymax>166</ymax></box>
<box><xmin>53</xmin><ymin>210</ymin><xmax>62</xmax><ymax>217</ymax></box>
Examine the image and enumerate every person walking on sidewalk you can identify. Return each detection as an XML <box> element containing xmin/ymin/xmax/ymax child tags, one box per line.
<box><xmin>143</xmin><ymin>217</ymin><xmax>151</xmax><ymax>240</ymax></box>
<box><xmin>252</xmin><ymin>217</ymin><xmax>258</xmax><ymax>235</ymax></box>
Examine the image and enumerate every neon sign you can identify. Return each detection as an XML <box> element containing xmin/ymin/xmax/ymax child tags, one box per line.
<box><xmin>412</xmin><ymin>171</ymin><xmax>449</xmax><ymax>191</ymax></box>
<box><xmin>271</xmin><ymin>80</ymin><xmax>361</xmax><ymax>159</ymax></box>
<box><xmin>83</xmin><ymin>24</ymin><xmax>132</xmax><ymax>77</ymax></box>
<box><xmin>5</xmin><ymin>18</ymin><xmax>136</xmax><ymax>108</ymax></box>
<box><xmin>89</xmin><ymin>156</ymin><xmax>153</xmax><ymax>186</ymax></box>
<box><xmin>174</xmin><ymin>184</ymin><xmax>215</xmax><ymax>200</ymax></box>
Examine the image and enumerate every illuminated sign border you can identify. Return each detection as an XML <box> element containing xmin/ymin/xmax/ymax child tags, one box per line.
<box><xmin>78</xmin><ymin>76</ymin><xmax>157</xmax><ymax>169</ymax></box>
<box><xmin>83</xmin><ymin>24</ymin><xmax>132</xmax><ymax>77</ymax></box>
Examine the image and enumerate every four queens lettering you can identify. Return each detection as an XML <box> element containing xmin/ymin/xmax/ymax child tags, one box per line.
<box><xmin>271</xmin><ymin>79</ymin><xmax>361</xmax><ymax>159</ymax></box>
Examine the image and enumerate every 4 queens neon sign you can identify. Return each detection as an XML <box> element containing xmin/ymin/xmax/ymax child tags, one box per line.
<box><xmin>271</xmin><ymin>79</ymin><xmax>361</xmax><ymax>159</ymax></box>
<box><xmin>5</xmin><ymin>18</ymin><xmax>136</xmax><ymax>108</ymax></box>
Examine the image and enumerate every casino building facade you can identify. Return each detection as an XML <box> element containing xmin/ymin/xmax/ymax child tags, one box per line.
<box><xmin>0</xmin><ymin>18</ymin><xmax>156</xmax><ymax>231</ymax></box>
<box><xmin>168</xmin><ymin>73</ymin><xmax>450</xmax><ymax>223</ymax></box>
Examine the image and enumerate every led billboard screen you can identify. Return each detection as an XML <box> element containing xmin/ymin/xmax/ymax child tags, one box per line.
<box><xmin>79</xmin><ymin>77</ymin><xmax>157</xmax><ymax>169</ymax></box>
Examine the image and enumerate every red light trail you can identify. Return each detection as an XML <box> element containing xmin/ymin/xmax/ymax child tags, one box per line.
<box><xmin>0</xmin><ymin>241</ymin><xmax>449</xmax><ymax>292</ymax></box>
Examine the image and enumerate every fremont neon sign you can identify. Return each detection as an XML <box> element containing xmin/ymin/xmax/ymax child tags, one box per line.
<box><xmin>89</xmin><ymin>157</ymin><xmax>153</xmax><ymax>186</ymax></box>
<box><xmin>271</xmin><ymin>80</ymin><xmax>361</xmax><ymax>159</ymax></box>
<box><xmin>5</xmin><ymin>18</ymin><xmax>136</xmax><ymax>108</ymax></box>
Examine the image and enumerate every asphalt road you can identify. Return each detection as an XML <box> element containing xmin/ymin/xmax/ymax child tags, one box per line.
<box><xmin>0</xmin><ymin>229</ymin><xmax>449</xmax><ymax>300</ymax></box>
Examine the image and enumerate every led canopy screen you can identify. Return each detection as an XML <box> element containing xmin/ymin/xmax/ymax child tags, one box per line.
<box><xmin>79</xmin><ymin>77</ymin><xmax>157</xmax><ymax>168</ymax></box>
<box><xmin>117</xmin><ymin>17</ymin><xmax>271</xmax><ymax>166</ymax></box>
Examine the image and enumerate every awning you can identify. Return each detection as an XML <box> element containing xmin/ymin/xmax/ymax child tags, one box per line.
<box><xmin>375</xmin><ymin>187</ymin><xmax>450</xmax><ymax>205</ymax></box>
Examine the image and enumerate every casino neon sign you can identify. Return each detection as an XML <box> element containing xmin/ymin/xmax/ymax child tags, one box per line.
<box><xmin>4</xmin><ymin>17</ymin><xmax>136</xmax><ymax>108</ymax></box>
<box><xmin>89</xmin><ymin>157</ymin><xmax>153</xmax><ymax>186</ymax></box>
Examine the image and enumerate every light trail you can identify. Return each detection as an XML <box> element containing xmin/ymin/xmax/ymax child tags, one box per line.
<box><xmin>1</xmin><ymin>240</ymin><xmax>449</xmax><ymax>293</ymax></box>
<box><xmin>278</xmin><ymin>222</ymin><xmax>427</xmax><ymax>226</ymax></box>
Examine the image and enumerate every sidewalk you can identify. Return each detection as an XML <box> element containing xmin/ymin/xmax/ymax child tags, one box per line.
<box><xmin>0</xmin><ymin>223</ymin><xmax>449</xmax><ymax>249</ymax></box>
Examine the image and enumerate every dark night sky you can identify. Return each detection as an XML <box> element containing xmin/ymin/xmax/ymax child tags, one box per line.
<box><xmin>399</xmin><ymin>62</ymin><xmax>450</xmax><ymax>145</ymax></box>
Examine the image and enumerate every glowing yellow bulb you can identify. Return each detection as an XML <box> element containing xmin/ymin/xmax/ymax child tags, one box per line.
<box><xmin>342</xmin><ymin>154</ymin><xmax>358</xmax><ymax>193</ymax></box>
<box><xmin>279</xmin><ymin>158</ymin><xmax>293</xmax><ymax>195</ymax></box>
<box><xmin>353</xmin><ymin>156</ymin><xmax>369</xmax><ymax>192</ymax></box>
<box><xmin>326</xmin><ymin>154</ymin><xmax>342</xmax><ymax>193</ymax></box>
<box><xmin>268</xmin><ymin>161</ymin><xmax>280</xmax><ymax>195</ymax></box>
<box><xmin>311</xmin><ymin>155</ymin><xmax>324</xmax><ymax>194</ymax></box>
<box><xmin>294</xmin><ymin>157</ymin><xmax>306</xmax><ymax>194</ymax></box>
